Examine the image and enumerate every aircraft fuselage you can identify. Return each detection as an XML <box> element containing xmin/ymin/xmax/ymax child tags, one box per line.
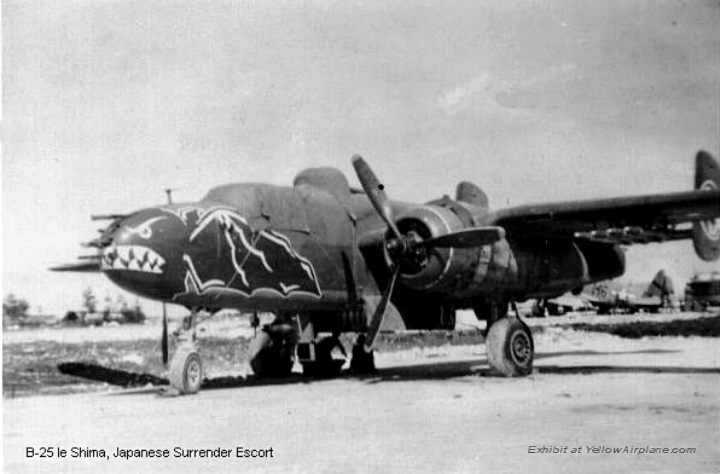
<box><xmin>100</xmin><ymin>178</ymin><xmax>623</xmax><ymax>326</ymax></box>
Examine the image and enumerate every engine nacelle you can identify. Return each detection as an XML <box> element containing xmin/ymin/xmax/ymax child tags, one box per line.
<box><xmin>389</xmin><ymin>205</ymin><xmax>480</xmax><ymax>292</ymax></box>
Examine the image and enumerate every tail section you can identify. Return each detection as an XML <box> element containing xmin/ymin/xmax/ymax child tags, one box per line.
<box><xmin>693</xmin><ymin>150</ymin><xmax>720</xmax><ymax>261</ymax></box>
<box><xmin>456</xmin><ymin>181</ymin><xmax>489</xmax><ymax>208</ymax></box>
<box><xmin>643</xmin><ymin>269</ymin><xmax>674</xmax><ymax>298</ymax></box>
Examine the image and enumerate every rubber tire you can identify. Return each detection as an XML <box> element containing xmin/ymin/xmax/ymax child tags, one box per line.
<box><xmin>486</xmin><ymin>318</ymin><xmax>534</xmax><ymax>377</ymax></box>
<box><xmin>168</xmin><ymin>346</ymin><xmax>203</xmax><ymax>394</ymax></box>
<box><xmin>249</xmin><ymin>331</ymin><xmax>294</xmax><ymax>378</ymax></box>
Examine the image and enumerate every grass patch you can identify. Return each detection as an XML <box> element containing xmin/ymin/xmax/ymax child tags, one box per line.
<box><xmin>566</xmin><ymin>315</ymin><xmax>720</xmax><ymax>338</ymax></box>
<box><xmin>4</xmin><ymin>329</ymin><xmax>487</xmax><ymax>398</ymax></box>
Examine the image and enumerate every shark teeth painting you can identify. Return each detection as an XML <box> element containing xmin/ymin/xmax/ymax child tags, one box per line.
<box><xmin>101</xmin><ymin>245</ymin><xmax>166</xmax><ymax>274</ymax></box>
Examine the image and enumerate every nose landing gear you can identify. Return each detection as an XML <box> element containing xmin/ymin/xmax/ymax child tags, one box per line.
<box><xmin>167</xmin><ymin>308</ymin><xmax>203</xmax><ymax>394</ymax></box>
<box><xmin>168</xmin><ymin>345</ymin><xmax>203</xmax><ymax>394</ymax></box>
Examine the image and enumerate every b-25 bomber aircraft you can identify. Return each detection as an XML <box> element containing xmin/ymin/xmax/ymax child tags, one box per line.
<box><xmin>53</xmin><ymin>151</ymin><xmax>720</xmax><ymax>393</ymax></box>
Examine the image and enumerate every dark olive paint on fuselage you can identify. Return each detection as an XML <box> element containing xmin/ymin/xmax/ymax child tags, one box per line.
<box><xmin>101</xmin><ymin>179</ymin><xmax>621</xmax><ymax>314</ymax></box>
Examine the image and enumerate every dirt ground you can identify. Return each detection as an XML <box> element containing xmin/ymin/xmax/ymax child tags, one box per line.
<box><xmin>3</xmin><ymin>311</ymin><xmax>719</xmax><ymax>473</ymax></box>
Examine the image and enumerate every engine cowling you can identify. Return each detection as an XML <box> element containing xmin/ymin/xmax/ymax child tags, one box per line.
<box><xmin>388</xmin><ymin>205</ymin><xmax>481</xmax><ymax>292</ymax></box>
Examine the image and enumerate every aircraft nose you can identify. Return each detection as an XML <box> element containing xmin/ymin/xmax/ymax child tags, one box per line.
<box><xmin>100</xmin><ymin>210</ymin><xmax>170</xmax><ymax>275</ymax></box>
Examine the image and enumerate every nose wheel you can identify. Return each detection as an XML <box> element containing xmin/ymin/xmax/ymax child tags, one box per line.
<box><xmin>166</xmin><ymin>307</ymin><xmax>204</xmax><ymax>394</ymax></box>
<box><xmin>168</xmin><ymin>344</ymin><xmax>203</xmax><ymax>394</ymax></box>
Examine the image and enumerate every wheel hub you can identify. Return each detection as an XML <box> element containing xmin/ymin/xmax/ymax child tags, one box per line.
<box><xmin>186</xmin><ymin>359</ymin><xmax>201</xmax><ymax>387</ymax></box>
<box><xmin>509</xmin><ymin>330</ymin><xmax>532</xmax><ymax>366</ymax></box>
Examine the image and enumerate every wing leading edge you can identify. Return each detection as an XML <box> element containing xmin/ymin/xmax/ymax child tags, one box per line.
<box><xmin>489</xmin><ymin>151</ymin><xmax>720</xmax><ymax>261</ymax></box>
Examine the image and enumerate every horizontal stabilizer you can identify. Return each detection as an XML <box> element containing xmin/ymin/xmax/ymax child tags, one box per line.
<box><xmin>49</xmin><ymin>261</ymin><xmax>101</xmax><ymax>272</ymax></box>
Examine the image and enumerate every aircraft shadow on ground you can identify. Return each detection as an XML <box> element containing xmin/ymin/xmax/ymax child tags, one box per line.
<box><xmin>360</xmin><ymin>348</ymin><xmax>720</xmax><ymax>383</ymax></box>
<box><xmin>62</xmin><ymin>347</ymin><xmax>719</xmax><ymax>396</ymax></box>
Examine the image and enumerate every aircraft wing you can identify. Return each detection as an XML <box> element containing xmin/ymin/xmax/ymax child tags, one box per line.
<box><xmin>490</xmin><ymin>150</ymin><xmax>720</xmax><ymax>259</ymax></box>
<box><xmin>490</xmin><ymin>189</ymin><xmax>719</xmax><ymax>244</ymax></box>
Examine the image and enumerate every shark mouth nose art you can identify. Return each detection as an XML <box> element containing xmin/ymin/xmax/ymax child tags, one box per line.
<box><xmin>101</xmin><ymin>245</ymin><xmax>166</xmax><ymax>274</ymax></box>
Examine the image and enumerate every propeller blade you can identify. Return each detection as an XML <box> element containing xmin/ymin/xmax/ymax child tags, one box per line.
<box><xmin>161</xmin><ymin>304</ymin><xmax>169</xmax><ymax>366</ymax></box>
<box><xmin>423</xmin><ymin>226</ymin><xmax>506</xmax><ymax>248</ymax></box>
<box><xmin>364</xmin><ymin>266</ymin><xmax>400</xmax><ymax>352</ymax></box>
<box><xmin>351</xmin><ymin>155</ymin><xmax>402</xmax><ymax>239</ymax></box>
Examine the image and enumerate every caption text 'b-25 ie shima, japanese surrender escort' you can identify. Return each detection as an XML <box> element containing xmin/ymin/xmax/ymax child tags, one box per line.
<box><xmin>53</xmin><ymin>151</ymin><xmax>720</xmax><ymax>394</ymax></box>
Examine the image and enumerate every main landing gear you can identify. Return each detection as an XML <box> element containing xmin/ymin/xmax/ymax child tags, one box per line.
<box><xmin>166</xmin><ymin>301</ymin><xmax>533</xmax><ymax>394</ymax></box>
<box><xmin>247</xmin><ymin>312</ymin><xmax>375</xmax><ymax>380</ymax></box>
<box><xmin>474</xmin><ymin>300</ymin><xmax>534</xmax><ymax>377</ymax></box>
<box><xmin>248</xmin><ymin>320</ymin><xmax>296</xmax><ymax>378</ymax></box>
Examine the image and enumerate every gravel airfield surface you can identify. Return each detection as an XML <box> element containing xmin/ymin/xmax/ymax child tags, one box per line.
<box><xmin>4</xmin><ymin>311</ymin><xmax>719</xmax><ymax>473</ymax></box>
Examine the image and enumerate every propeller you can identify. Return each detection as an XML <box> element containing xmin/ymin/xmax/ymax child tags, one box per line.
<box><xmin>161</xmin><ymin>303</ymin><xmax>169</xmax><ymax>366</ymax></box>
<box><xmin>363</xmin><ymin>266</ymin><xmax>399</xmax><ymax>351</ymax></box>
<box><xmin>351</xmin><ymin>154</ymin><xmax>506</xmax><ymax>351</ymax></box>
<box><xmin>351</xmin><ymin>155</ymin><xmax>402</xmax><ymax>239</ymax></box>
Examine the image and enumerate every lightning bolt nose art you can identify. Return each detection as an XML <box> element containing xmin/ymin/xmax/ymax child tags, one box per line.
<box><xmin>170</xmin><ymin>207</ymin><xmax>322</xmax><ymax>300</ymax></box>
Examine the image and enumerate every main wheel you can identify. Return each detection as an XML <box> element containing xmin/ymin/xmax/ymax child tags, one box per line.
<box><xmin>248</xmin><ymin>330</ymin><xmax>294</xmax><ymax>378</ymax></box>
<box><xmin>486</xmin><ymin>318</ymin><xmax>533</xmax><ymax>377</ymax></box>
<box><xmin>168</xmin><ymin>345</ymin><xmax>203</xmax><ymax>394</ymax></box>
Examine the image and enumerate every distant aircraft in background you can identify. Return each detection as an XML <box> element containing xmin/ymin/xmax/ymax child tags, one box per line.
<box><xmin>584</xmin><ymin>269</ymin><xmax>675</xmax><ymax>315</ymax></box>
<box><xmin>683</xmin><ymin>272</ymin><xmax>720</xmax><ymax>311</ymax></box>
<box><xmin>52</xmin><ymin>151</ymin><xmax>720</xmax><ymax>393</ymax></box>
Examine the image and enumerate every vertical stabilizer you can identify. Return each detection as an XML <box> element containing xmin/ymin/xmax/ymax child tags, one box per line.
<box><xmin>693</xmin><ymin>150</ymin><xmax>720</xmax><ymax>261</ymax></box>
<box><xmin>456</xmin><ymin>181</ymin><xmax>489</xmax><ymax>208</ymax></box>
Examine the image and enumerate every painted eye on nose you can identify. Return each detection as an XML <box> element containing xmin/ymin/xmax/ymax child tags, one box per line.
<box><xmin>121</xmin><ymin>216</ymin><xmax>168</xmax><ymax>240</ymax></box>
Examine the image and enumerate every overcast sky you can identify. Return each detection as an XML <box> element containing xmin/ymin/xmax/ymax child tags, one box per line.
<box><xmin>3</xmin><ymin>0</ymin><xmax>719</xmax><ymax>315</ymax></box>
